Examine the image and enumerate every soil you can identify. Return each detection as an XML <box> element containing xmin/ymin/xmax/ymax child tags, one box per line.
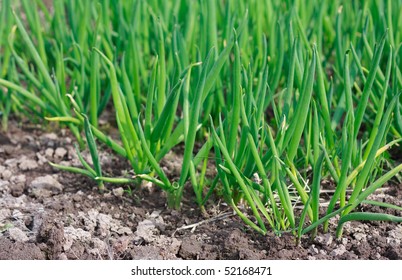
<box><xmin>0</xmin><ymin>120</ymin><xmax>401</xmax><ymax>260</ymax></box>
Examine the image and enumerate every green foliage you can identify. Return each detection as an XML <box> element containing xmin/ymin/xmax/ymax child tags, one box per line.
<box><xmin>0</xmin><ymin>0</ymin><xmax>401</xmax><ymax>239</ymax></box>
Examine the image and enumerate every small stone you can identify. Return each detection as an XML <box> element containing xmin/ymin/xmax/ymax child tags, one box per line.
<box><xmin>8</xmin><ymin>227</ymin><xmax>29</xmax><ymax>242</ymax></box>
<box><xmin>54</xmin><ymin>147</ymin><xmax>67</xmax><ymax>159</ymax></box>
<box><xmin>112</xmin><ymin>187</ymin><xmax>124</xmax><ymax>197</ymax></box>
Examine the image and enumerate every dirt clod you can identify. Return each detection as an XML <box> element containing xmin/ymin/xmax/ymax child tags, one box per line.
<box><xmin>8</xmin><ymin>227</ymin><xmax>29</xmax><ymax>242</ymax></box>
<box><xmin>0</xmin><ymin>121</ymin><xmax>401</xmax><ymax>260</ymax></box>
<box><xmin>0</xmin><ymin>239</ymin><xmax>45</xmax><ymax>260</ymax></box>
<box><xmin>37</xmin><ymin>215</ymin><xmax>64</xmax><ymax>259</ymax></box>
<box><xmin>29</xmin><ymin>175</ymin><xmax>63</xmax><ymax>198</ymax></box>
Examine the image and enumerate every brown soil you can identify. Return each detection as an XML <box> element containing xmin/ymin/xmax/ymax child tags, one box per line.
<box><xmin>0</xmin><ymin>120</ymin><xmax>401</xmax><ymax>260</ymax></box>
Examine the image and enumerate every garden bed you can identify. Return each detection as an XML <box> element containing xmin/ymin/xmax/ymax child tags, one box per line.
<box><xmin>1</xmin><ymin>120</ymin><xmax>401</xmax><ymax>260</ymax></box>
